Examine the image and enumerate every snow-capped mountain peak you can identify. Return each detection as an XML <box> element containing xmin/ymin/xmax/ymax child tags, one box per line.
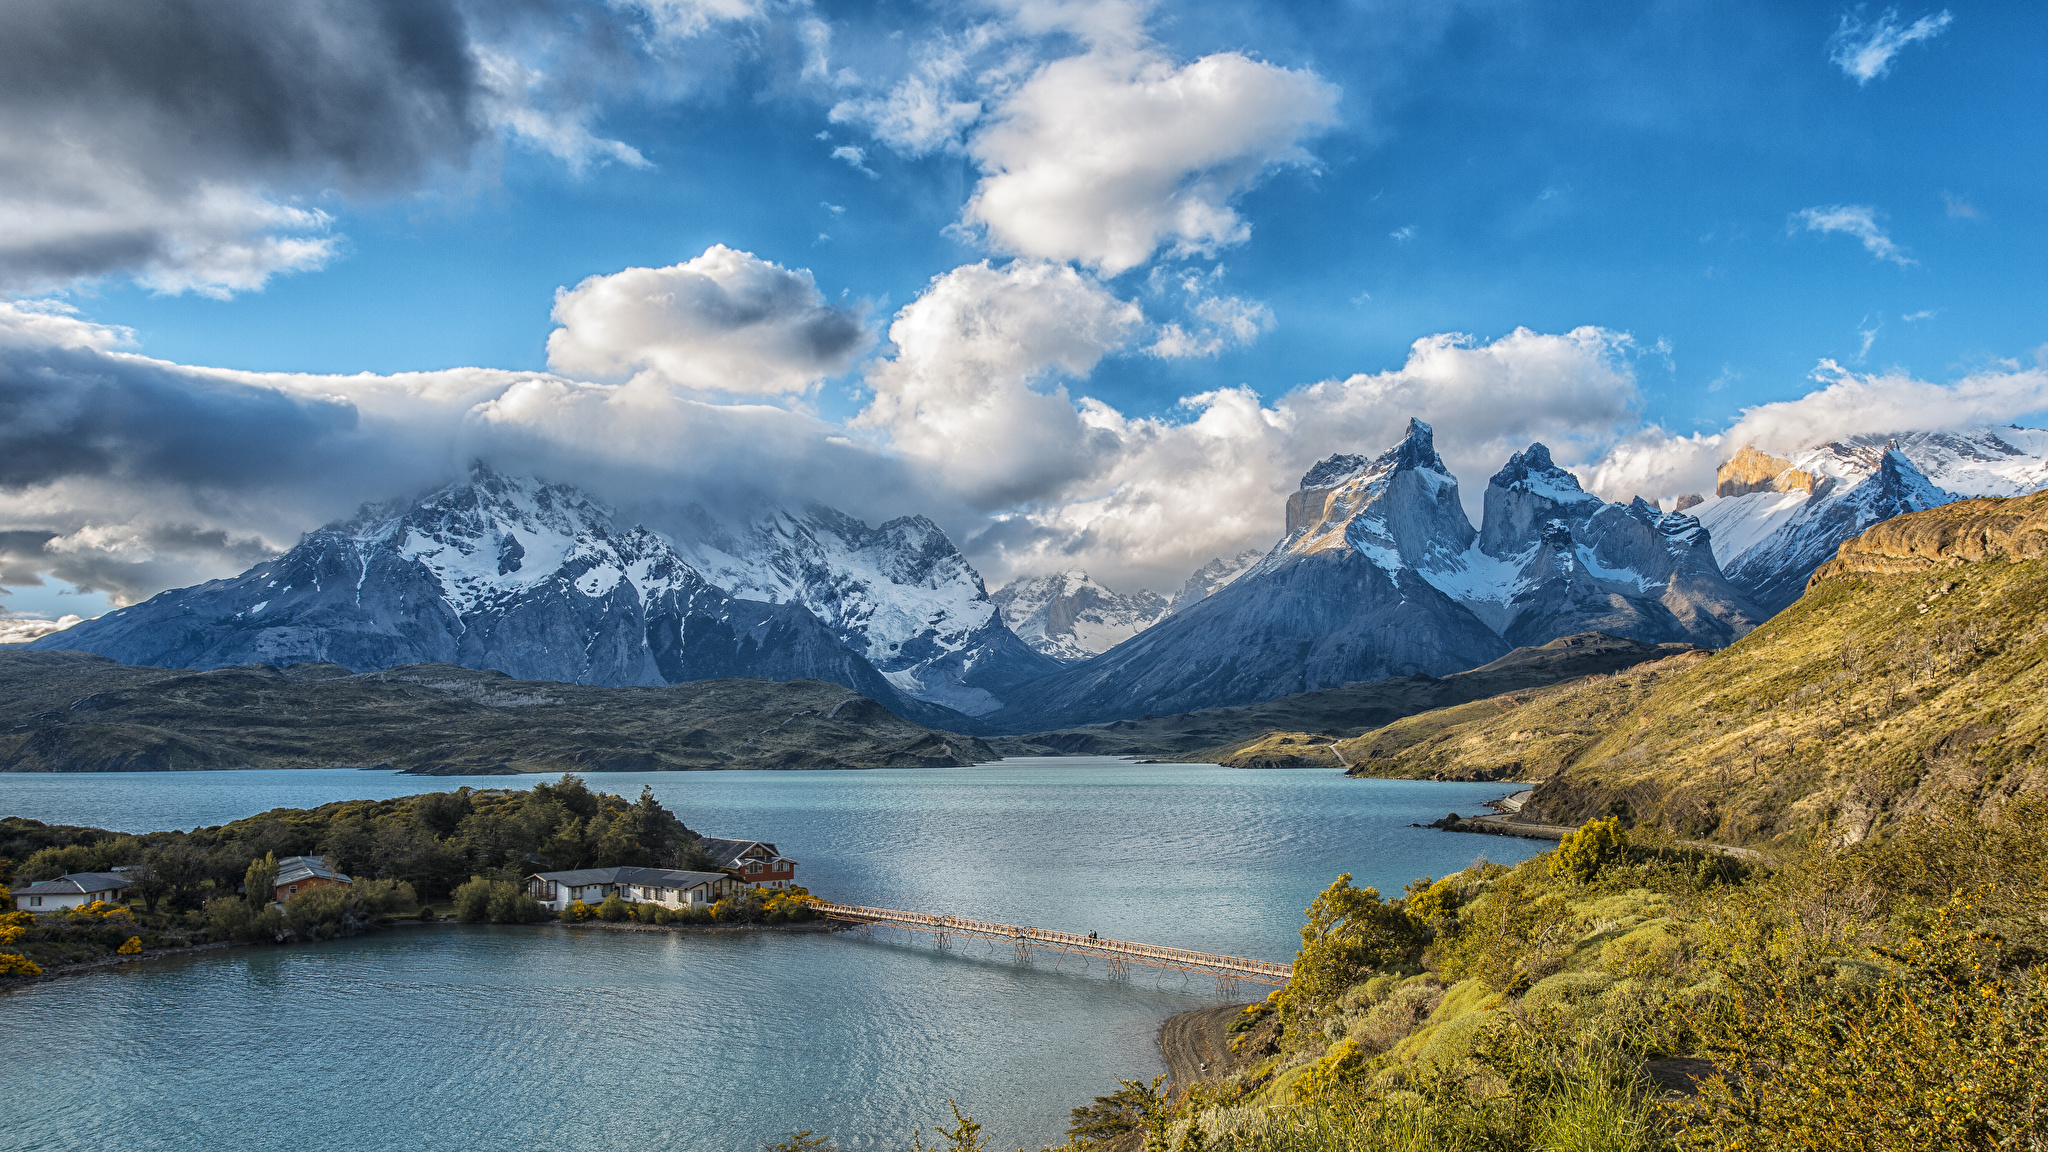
<box><xmin>1273</xmin><ymin>418</ymin><xmax>1475</xmax><ymax>574</ymax></box>
<box><xmin>991</xmin><ymin>570</ymin><xmax>1169</xmax><ymax>663</ymax></box>
<box><xmin>1694</xmin><ymin>439</ymin><xmax>1957</xmax><ymax>613</ymax></box>
<box><xmin>665</xmin><ymin>501</ymin><xmax>1056</xmax><ymax>715</ymax></box>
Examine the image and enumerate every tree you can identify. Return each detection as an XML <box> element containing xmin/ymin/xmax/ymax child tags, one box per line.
<box><xmin>1068</xmin><ymin>1077</ymin><xmax>1166</xmax><ymax>1146</ymax></box>
<box><xmin>911</xmin><ymin>1103</ymin><xmax>985</xmax><ymax>1152</ymax></box>
<box><xmin>1288</xmin><ymin>874</ymin><xmax>1426</xmax><ymax>1015</ymax></box>
<box><xmin>244</xmin><ymin>852</ymin><xmax>279</xmax><ymax>909</ymax></box>
<box><xmin>762</xmin><ymin>1132</ymin><xmax>834</xmax><ymax>1152</ymax></box>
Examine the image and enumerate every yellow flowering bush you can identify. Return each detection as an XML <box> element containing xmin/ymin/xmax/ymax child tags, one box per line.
<box><xmin>116</xmin><ymin>936</ymin><xmax>143</xmax><ymax>955</ymax></box>
<box><xmin>0</xmin><ymin>952</ymin><xmax>41</xmax><ymax>977</ymax></box>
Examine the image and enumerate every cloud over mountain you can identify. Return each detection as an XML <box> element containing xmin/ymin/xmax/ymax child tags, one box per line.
<box><xmin>546</xmin><ymin>245</ymin><xmax>871</xmax><ymax>395</ymax></box>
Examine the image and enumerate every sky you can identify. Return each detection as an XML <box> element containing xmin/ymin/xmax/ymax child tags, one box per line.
<box><xmin>4</xmin><ymin>0</ymin><xmax>2047</xmax><ymax>633</ymax></box>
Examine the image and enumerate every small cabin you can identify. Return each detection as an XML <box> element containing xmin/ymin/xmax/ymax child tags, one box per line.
<box><xmin>695</xmin><ymin>838</ymin><xmax>800</xmax><ymax>890</ymax></box>
<box><xmin>525</xmin><ymin>866</ymin><xmax>742</xmax><ymax>914</ymax></box>
<box><xmin>273</xmin><ymin>856</ymin><xmax>352</xmax><ymax>904</ymax></box>
<box><xmin>11</xmin><ymin>871</ymin><xmax>133</xmax><ymax>912</ymax></box>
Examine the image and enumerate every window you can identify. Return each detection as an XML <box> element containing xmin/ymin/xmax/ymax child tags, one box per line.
<box><xmin>30</xmin><ymin>897</ymin><xmax>41</xmax><ymax>907</ymax></box>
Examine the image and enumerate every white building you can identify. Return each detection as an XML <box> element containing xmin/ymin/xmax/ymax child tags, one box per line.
<box><xmin>524</xmin><ymin>866</ymin><xmax>741</xmax><ymax>915</ymax></box>
<box><xmin>11</xmin><ymin>871</ymin><xmax>133</xmax><ymax>912</ymax></box>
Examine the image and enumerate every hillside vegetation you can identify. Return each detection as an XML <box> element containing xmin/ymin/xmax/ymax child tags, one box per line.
<box><xmin>1335</xmin><ymin>492</ymin><xmax>2048</xmax><ymax>848</ymax></box>
<box><xmin>995</xmin><ymin>634</ymin><xmax>1693</xmax><ymax>761</ymax></box>
<box><xmin>0</xmin><ymin>651</ymin><xmax>997</xmax><ymax>773</ymax></box>
<box><xmin>1047</xmin><ymin>803</ymin><xmax>2048</xmax><ymax>1152</ymax></box>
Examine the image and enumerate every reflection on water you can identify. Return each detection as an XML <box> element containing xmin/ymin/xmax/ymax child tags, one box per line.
<box><xmin>0</xmin><ymin>759</ymin><xmax>1539</xmax><ymax>1150</ymax></box>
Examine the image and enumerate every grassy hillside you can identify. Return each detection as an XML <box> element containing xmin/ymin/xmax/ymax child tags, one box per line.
<box><xmin>994</xmin><ymin>634</ymin><xmax>1694</xmax><ymax>762</ymax></box>
<box><xmin>1048</xmin><ymin>803</ymin><xmax>2048</xmax><ymax>1152</ymax></box>
<box><xmin>0</xmin><ymin>651</ymin><xmax>998</xmax><ymax>773</ymax></box>
<box><xmin>1345</xmin><ymin>493</ymin><xmax>2048</xmax><ymax>848</ymax></box>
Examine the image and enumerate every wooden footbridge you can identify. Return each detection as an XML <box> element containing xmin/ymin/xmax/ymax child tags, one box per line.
<box><xmin>810</xmin><ymin>900</ymin><xmax>1294</xmax><ymax>991</ymax></box>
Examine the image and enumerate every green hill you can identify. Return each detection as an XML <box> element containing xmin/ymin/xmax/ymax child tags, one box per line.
<box><xmin>0</xmin><ymin>651</ymin><xmax>998</xmax><ymax>773</ymax></box>
<box><xmin>1350</xmin><ymin>490</ymin><xmax>2048</xmax><ymax>847</ymax></box>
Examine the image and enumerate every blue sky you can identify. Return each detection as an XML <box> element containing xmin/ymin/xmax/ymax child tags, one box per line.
<box><xmin>4</xmin><ymin>0</ymin><xmax>2047</xmax><ymax>625</ymax></box>
<box><xmin>64</xmin><ymin>1</ymin><xmax>2047</xmax><ymax>422</ymax></box>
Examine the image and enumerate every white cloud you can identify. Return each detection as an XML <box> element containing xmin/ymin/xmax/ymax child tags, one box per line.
<box><xmin>0</xmin><ymin>614</ymin><xmax>82</xmax><ymax>645</ymax></box>
<box><xmin>827</xmin><ymin>29</ymin><xmax>994</xmax><ymax>156</ymax></box>
<box><xmin>856</xmin><ymin>261</ymin><xmax>1144</xmax><ymax>507</ymax></box>
<box><xmin>962</xmin><ymin>48</ymin><xmax>1340</xmax><ymax>274</ymax></box>
<box><xmin>1146</xmin><ymin>279</ymin><xmax>1274</xmax><ymax>359</ymax></box>
<box><xmin>476</xmin><ymin>48</ymin><xmax>650</xmax><ymax>174</ymax></box>
<box><xmin>1580</xmin><ymin>359</ymin><xmax>2048</xmax><ymax>504</ymax></box>
<box><xmin>830</xmin><ymin>144</ymin><xmax>879</xmax><ymax>177</ymax></box>
<box><xmin>545</xmin><ymin>245</ymin><xmax>871</xmax><ymax>395</ymax></box>
<box><xmin>628</xmin><ymin>0</ymin><xmax>767</xmax><ymax>40</ymax></box>
<box><xmin>1829</xmin><ymin>7</ymin><xmax>1954</xmax><ymax>84</ymax></box>
<box><xmin>1795</xmin><ymin>204</ymin><xmax>1914</xmax><ymax>266</ymax></box>
<box><xmin>1389</xmin><ymin>225</ymin><xmax>1416</xmax><ymax>242</ymax></box>
<box><xmin>967</xmin><ymin>327</ymin><xmax>1643</xmax><ymax>586</ymax></box>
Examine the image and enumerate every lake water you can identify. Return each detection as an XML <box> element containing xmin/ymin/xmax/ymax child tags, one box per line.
<box><xmin>0</xmin><ymin>761</ymin><xmax>1540</xmax><ymax>1150</ymax></box>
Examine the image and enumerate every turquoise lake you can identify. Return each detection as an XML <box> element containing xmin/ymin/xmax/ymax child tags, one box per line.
<box><xmin>0</xmin><ymin>760</ymin><xmax>1541</xmax><ymax>1150</ymax></box>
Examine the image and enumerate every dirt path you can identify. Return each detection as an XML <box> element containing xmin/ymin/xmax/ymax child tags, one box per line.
<box><xmin>1158</xmin><ymin>1004</ymin><xmax>1250</xmax><ymax>1084</ymax></box>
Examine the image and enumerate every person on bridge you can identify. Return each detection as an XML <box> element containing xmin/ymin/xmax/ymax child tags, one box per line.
<box><xmin>1088</xmin><ymin>931</ymin><xmax>1098</xmax><ymax>941</ymax></box>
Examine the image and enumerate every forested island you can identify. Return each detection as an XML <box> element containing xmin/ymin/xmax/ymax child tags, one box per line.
<box><xmin>0</xmin><ymin>777</ymin><xmax>813</xmax><ymax>980</ymax></box>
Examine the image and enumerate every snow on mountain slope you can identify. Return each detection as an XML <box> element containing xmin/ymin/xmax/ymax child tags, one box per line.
<box><xmin>1166</xmin><ymin>550</ymin><xmax>1264</xmax><ymax>614</ymax></box>
<box><xmin>991</xmin><ymin>571</ymin><xmax>1169</xmax><ymax>662</ymax></box>
<box><xmin>1693</xmin><ymin>441</ymin><xmax>1957</xmax><ymax>613</ymax></box>
<box><xmin>29</xmin><ymin>468</ymin><xmax>947</xmax><ymax>720</ymax></box>
<box><xmin>981</xmin><ymin>420</ymin><xmax>1762</xmax><ymax>732</ymax></box>
<box><xmin>1847</xmin><ymin>426</ymin><xmax>2048</xmax><ymax>496</ymax></box>
<box><xmin>666</xmin><ymin>504</ymin><xmax>1059</xmax><ymax>715</ymax></box>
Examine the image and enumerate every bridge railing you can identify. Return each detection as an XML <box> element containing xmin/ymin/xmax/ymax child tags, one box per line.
<box><xmin>810</xmin><ymin>900</ymin><xmax>1293</xmax><ymax>984</ymax></box>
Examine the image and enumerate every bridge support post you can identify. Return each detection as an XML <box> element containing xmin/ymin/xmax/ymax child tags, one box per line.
<box><xmin>1107</xmin><ymin>956</ymin><xmax>1130</xmax><ymax>980</ymax></box>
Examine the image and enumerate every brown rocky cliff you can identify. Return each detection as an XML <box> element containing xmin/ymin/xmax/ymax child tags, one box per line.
<box><xmin>1715</xmin><ymin>444</ymin><xmax>1830</xmax><ymax>499</ymax></box>
<box><xmin>1808</xmin><ymin>489</ymin><xmax>2048</xmax><ymax>584</ymax></box>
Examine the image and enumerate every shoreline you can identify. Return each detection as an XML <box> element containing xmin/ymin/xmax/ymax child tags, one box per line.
<box><xmin>1158</xmin><ymin>1003</ymin><xmax>1252</xmax><ymax>1086</ymax></box>
<box><xmin>0</xmin><ymin>915</ymin><xmax>850</xmax><ymax>994</ymax></box>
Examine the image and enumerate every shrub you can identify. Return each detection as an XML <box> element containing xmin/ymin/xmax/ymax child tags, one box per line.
<box><xmin>451</xmin><ymin>877</ymin><xmax>495</xmax><ymax>923</ymax></box>
<box><xmin>596</xmin><ymin>894</ymin><xmax>629</xmax><ymax>922</ymax></box>
<box><xmin>283</xmin><ymin>886</ymin><xmax>352</xmax><ymax>936</ymax></box>
<box><xmin>1550</xmin><ymin>817</ymin><xmax>1629</xmax><ymax>884</ymax></box>
<box><xmin>454</xmin><ymin>877</ymin><xmax>545</xmax><ymax>924</ymax></box>
<box><xmin>485</xmin><ymin>882</ymin><xmax>544</xmax><ymax>924</ymax></box>
<box><xmin>560</xmin><ymin>900</ymin><xmax>594</xmax><ymax>923</ymax></box>
<box><xmin>0</xmin><ymin>952</ymin><xmax>42</xmax><ymax>977</ymax></box>
<box><xmin>417</xmin><ymin>905</ymin><xmax>435</xmax><ymax>921</ymax></box>
<box><xmin>203</xmin><ymin>895</ymin><xmax>255</xmax><ymax>940</ymax></box>
<box><xmin>116</xmin><ymin>936</ymin><xmax>143</xmax><ymax>955</ymax></box>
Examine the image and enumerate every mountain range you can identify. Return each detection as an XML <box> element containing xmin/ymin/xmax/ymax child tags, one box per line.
<box><xmin>977</xmin><ymin>420</ymin><xmax>1762</xmax><ymax>730</ymax></box>
<box><xmin>21</xmin><ymin>421</ymin><xmax>2048</xmax><ymax>741</ymax></box>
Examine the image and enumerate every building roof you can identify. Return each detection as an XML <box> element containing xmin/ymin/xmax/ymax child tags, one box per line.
<box><xmin>694</xmin><ymin>838</ymin><xmax>796</xmax><ymax>868</ymax></box>
<box><xmin>528</xmin><ymin>866</ymin><xmax>731</xmax><ymax>889</ymax></box>
<box><xmin>274</xmin><ymin>856</ymin><xmax>351</xmax><ymax>887</ymax></box>
<box><xmin>10</xmin><ymin>871</ymin><xmax>133</xmax><ymax>897</ymax></box>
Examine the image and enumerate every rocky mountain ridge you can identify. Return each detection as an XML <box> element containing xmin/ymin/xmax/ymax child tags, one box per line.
<box><xmin>664</xmin><ymin>502</ymin><xmax>1058</xmax><ymax>715</ymax></box>
<box><xmin>28</xmin><ymin>468</ymin><xmax>977</xmax><ymax>727</ymax></box>
<box><xmin>990</xmin><ymin>570</ymin><xmax>1170</xmax><ymax>663</ymax></box>
<box><xmin>979</xmin><ymin>420</ymin><xmax>1760</xmax><ymax>732</ymax></box>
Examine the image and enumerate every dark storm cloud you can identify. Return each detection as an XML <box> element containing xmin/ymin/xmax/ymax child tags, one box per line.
<box><xmin>0</xmin><ymin>0</ymin><xmax>481</xmax><ymax>189</ymax></box>
<box><xmin>0</xmin><ymin>337</ymin><xmax>365</xmax><ymax>490</ymax></box>
<box><xmin>0</xmin><ymin>0</ymin><xmax>486</xmax><ymax>291</ymax></box>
